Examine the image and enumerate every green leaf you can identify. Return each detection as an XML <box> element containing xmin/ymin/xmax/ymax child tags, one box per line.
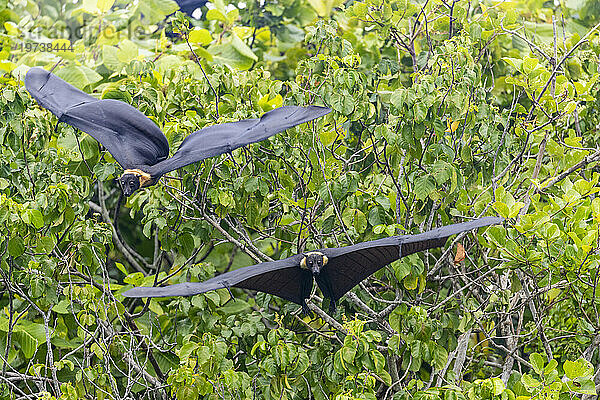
<box><xmin>97</xmin><ymin>0</ymin><xmax>115</xmax><ymax>13</ymax></box>
<box><xmin>14</xmin><ymin>321</ymin><xmax>47</xmax><ymax>359</ymax></box>
<box><xmin>413</xmin><ymin>175</ymin><xmax>435</xmax><ymax>201</ymax></box>
<box><xmin>219</xmin><ymin>299</ymin><xmax>251</xmax><ymax>315</ymax></box>
<box><xmin>433</xmin><ymin>345</ymin><xmax>449</xmax><ymax>370</ymax></box>
<box><xmin>218</xmin><ymin>191</ymin><xmax>233</xmax><ymax>207</ymax></box>
<box><xmin>522</xmin><ymin>56</ymin><xmax>539</xmax><ymax>74</ymax></box>
<box><xmin>431</xmin><ymin>160</ymin><xmax>451</xmax><ymax>185</ymax></box>
<box><xmin>389</xmin><ymin>307</ymin><xmax>406</xmax><ymax>333</ymax></box>
<box><xmin>8</xmin><ymin>236</ymin><xmax>25</xmax><ymax>257</ymax></box>
<box><xmin>27</xmin><ymin>209</ymin><xmax>44</xmax><ymax>229</ymax></box>
<box><xmin>55</xmin><ymin>66</ymin><xmax>102</xmax><ymax>90</ymax></box>
<box><xmin>55</xmin><ymin>359</ymin><xmax>75</xmax><ymax>371</ymax></box>
<box><xmin>189</xmin><ymin>28</ymin><xmax>213</xmax><ymax>46</ymax></box>
<box><xmin>460</xmin><ymin>145</ymin><xmax>472</xmax><ymax>162</ymax></box>
<box><xmin>341</xmin><ymin>346</ymin><xmax>356</xmax><ymax>364</ymax></box>
<box><xmin>38</xmin><ymin>236</ymin><xmax>56</xmax><ymax>254</ymax></box>
<box><xmin>134</xmin><ymin>0</ymin><xmax>179</xmax><ymax>24</ymax></box>
<box><xmin>244</xmin><ymin>176</ymin><xmax>258</xmax><ymax>193</ymax></box>
<box><xmin>493</xmin><ymin>201</ymin><xmax>510</xmax><ymax>218</ymax></box>
<box><xmin>490</xmin><ymin>377</ymin><xmax>505</xmax><ymax>395</ymax></box>
<box><xmin>394</xmin><ymin>262</ymin><xmax>411</xmax><ymax>281</ymax></box>
<box><xmin>52</xmin><ymin>300</ymin><xmax>72</xmax><ymax>314</ymax></box>
<box><xmin>116</xmin><ymin>40</ymin><xmax>138</xmax><ymax>63</ymax></box>
<box><xmin>509</xmin><ymin>201</ymin><xmax>525</xmax><ymax>218</ymax></box>
<box><xmin>470</xmin><ymin>23</ymin><xmax>482</xmax><ymax>40</ymax></box>
<box><xmin>353</xmin><ymin>209</ymin><xmax>367</xmax><ymax>233</ymax></box>
<box><xmin>82</xmin><ymin>0</ymin><xmax>114</xmax><ymax>13</ymax></box>
<box><xmin>178</xmin><ymin>342</ymin><xmax>198</xmax><ymax>361</ymax></box>
<box><xmin>226</xmin><ymin>8</ymin><xmax>239</xmax><ymax>24</ymax></box>
<box><xmin>206</xmin><ymin>8</ymin><xmax>227</xmax><ymax>22</ymax></box>
<box><xmin>3</xmin><ymin>88</ymin><xmax>14</xmax><ymax>102</ymax></box>
<box><xmin>148</xmin><ymin>300</ymin><xmax>164</xmax><ymax>316</ymax></box>
<box><xmin>330</xmin><ymin>92</ymin><xmax>355</xmax><ymax>115</ymax></box>
<box><xmin>210</xmin><ymin>43</ymin><xmax>254</xmax><ymax>70</ymax></box>
<box><xmin>90</xmin><ymin>342</ymin><xmax>104</xmax><ymax>359</ymax></box>
<box><xmin>115</xmin><ymin>262</ymin><xmax>128</xmax><ymax>275</ymax></box>
<box><xmin>353</xmin><ymin>2</ymin><xmax>367</xmax><ymax>18</ymax></box>
<box><xmin>204</xmin><ymin>290</ymin><xmax>221</xmax><ymax>307</ymax></box>
<box><xmin>543</xmin><ymin>359</ymin><xmax>558</xmax><ymax>375</ymax></box>
<box><xmin>307</xmin><ymin>0</ymin><xmax>335</xmax><ymax>16</ymax></box>
<box><xmin>124</xmin><ymin>272</ymin><xmax>144</xmax><ymax>285</ymax></box>
<box><xmin>379</xmin><ymin>369</ymin><xmax>392</xmax><ymax>386</ymax></box>
<box><xmin>530</xmin><ymin>353</ymin><xmax>545</xmax><ymax>375</ymax></box>
<box><xmin>569</xmin><ymin>377</ymin><xmax>597</xmax><ymax>395</ymax></box>
<box><xmin>390</xmin><ymin>88</ymin><xmax>406</xmax><ymax>109</ymax></box>
<box><xmin>403</xmin><ymin>273</ymin><xmax>418</xmax><ymax>290</ymax></box>
<box><xmin>342</xmin><ymin>208</ymin><xmax>367</xmax><ymax>233</ymax></box>
<box><xmin>564</xmin><ymin>359</ymin><xmax>594</xmax><ymax>380</ymax></box>
<box><xmin>521</xmin><ymin>374</ymin><xmax>541</xmax><ymax>389</ymax></box>
<box><xmin>503</xmin><ymin>57</ymin><xmax>523</xmax><ymax>72</ymax></box>
<box><xmin>93</xmin><ymin>162</ymin><xmax>117</xmax><ymax>181</ymax></box>
<box><xmin>320</xmin><ymin>128</ymin><xmax>336</xmax><ymax>146</ymax></box>
<box><xmin>370</xmin><ymin>350</ymin><xmax>386</xmax><ymax>372</ymax></box>
<box><xmin>373</xmin><ymin>224</ymin><xmax>385</xmax><ymax>234</ymax></box>
<box><xmin>82</xmin><ymin>0</ymin><xmax>99</xmax><ymax>13</ymax></box>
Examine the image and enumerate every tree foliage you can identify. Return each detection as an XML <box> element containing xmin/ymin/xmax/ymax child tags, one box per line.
<box><xmin>1</xmin><ymin>0</ymin><xmax>600</xmax><ymax>398</ymax></box>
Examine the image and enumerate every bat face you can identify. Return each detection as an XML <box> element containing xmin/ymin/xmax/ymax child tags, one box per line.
<box><xmin>119</xmin><ymin>173</ymin><xmax>141</xmax><ymax>197</ymax></box>
<box><xmin>300</xmin><ymin>252</ymin><xmax>329</xmax><ymax>276</ymax></box>
<box><xmin>118</xmin><ymin>169</ymin><xmax>153</xmax><ymax>196</ymax></box>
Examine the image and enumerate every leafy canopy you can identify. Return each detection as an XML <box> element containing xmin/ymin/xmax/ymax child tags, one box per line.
<box><xmin>1</xmin><ymin>0</ymin><xmax>600</xmax><ymax>399</ymax></box>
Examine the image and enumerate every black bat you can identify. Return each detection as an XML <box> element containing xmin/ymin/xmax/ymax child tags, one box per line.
<box><xmin>123</xmin><ymin>216</ymin><xmax>503</xmax><ymax>312</ymax></box>
<box><xmin>24</xmin><ymin>67</ymin><xmax>331</xmax><ymax>196</ymax></box>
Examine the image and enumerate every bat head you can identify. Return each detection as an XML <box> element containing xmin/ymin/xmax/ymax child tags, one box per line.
<box><xmin>119</xmin><ymin>173</ymin><xmax>141</xmax><ymax>197</ymax></box>
<box><xmin>300</xmin><ymin>252</ymin><xmax>329</xmax><ymax>276</ymax></box>
<box><xmin>119</xmin><ymin>169</ymin><xmax>153</xmax><ymax>196</ymax></box>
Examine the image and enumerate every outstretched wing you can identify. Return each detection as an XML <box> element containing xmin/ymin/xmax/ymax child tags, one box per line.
<box><xmin>319</xmin><ymin>216</ymin><xmax>503</xmax><ymax>301</ymax></box>
<box><xmin>146</xmin><ymin>105</ymin><xmax>331</xmax><ymax>176</ymax></box>
<box><xmin>25</xmin><ymin>67</ymin><xmax>169</xmax><ymax>169</ymax></box>
<box><xmin>122</xmin><ymin>254</ymin><xmax>310</xmax><ymax>305</ymax></box>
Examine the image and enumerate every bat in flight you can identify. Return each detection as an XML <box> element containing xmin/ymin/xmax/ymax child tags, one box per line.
<box><xmin>24</xmin><ymin>67</ymin><xmax>331</xmax><ymax>196</ymax></box>
<box><xmin>123</xmin><ymin>216</ymin><xmax>503</xmax><ymax>313</ymax></box>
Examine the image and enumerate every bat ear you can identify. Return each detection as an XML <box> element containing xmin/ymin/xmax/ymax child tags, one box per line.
<box><xmin>322</xmin><ymin>255</ymin><xmax>328</xmax><ymax>265</ymax></box>
<box><xmin>300</xmin><ymin>257</ymin><xmax>307</xmax><ymax>269</ymax></box>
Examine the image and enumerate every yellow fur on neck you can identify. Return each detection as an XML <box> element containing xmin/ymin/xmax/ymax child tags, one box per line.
<box><xmin>122</xmin><ymin>169</ymin><xmax>152</xmax><ymax>188</ymax></box>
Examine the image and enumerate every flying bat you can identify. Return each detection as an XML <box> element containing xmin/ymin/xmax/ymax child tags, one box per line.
<box><xmin>123</xmin><ymin>216</ymin><xmax>503</xmax><ymax>313</ymax></box>
<box><xmin>24</xmin><ymin>67</ymin><xmax>331</xmax><ymax>196</ymax></box>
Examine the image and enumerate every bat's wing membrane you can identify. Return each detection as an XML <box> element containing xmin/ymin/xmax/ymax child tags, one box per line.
<box><xmin>123</xmin><ymin>255</ymin><xmax>309</xmax><ymax>305</ymax></box>
<box><xmin>320</xmin><ymin>237</ymin><xmax>401</xmax><ymax>302</ymax></box>
<box><xmin>24</xmin><ymin>67</ymin><xmax>96</xmax><ymax>114</ymax></box>
<box><xmin>399</xmin><ymin>216</ymin><xmax>503</xmax><ymax>257</ymax></box>
<box><xmin>25</xmin><ymin>67</ymin><xmax>169</xmax><ymax>169</ymax></box>
<box><xmin>320</xmin><ymin>216</ymin><xmax>503</xmax><ymax>301</ymax></box>
<box><xmin>146</xmin><ymin>105</ymin><xmax>331</xmax><ymax>176</ymax></box>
